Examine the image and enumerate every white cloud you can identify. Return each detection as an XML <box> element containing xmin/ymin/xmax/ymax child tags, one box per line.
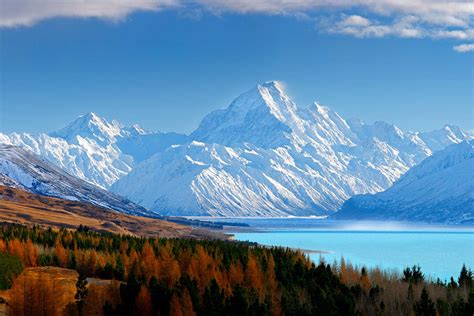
<box><xmin>328</xmin><ymin>15</ymin><xmax>425</xmax><ymax>39</ymax></box>
<box><xmin>342</xmin><ymin>15</ymin><xmax>371</xmax><ymax>27</ymax></box>
<box><xmin>453</xmin><ymin>43</ymin><xmax>474</xmax><ymax>52</ymax></box>
<box><xmin>327</xmin><ymin>12</ymin><xmax>474</xmax><ymax>48</ymax></box>
<box><xmin>1</xmin><ymin>0</ymin><xmax>473</xmax><ymax>51</ymax></box>
<box><xmin>0</xmin><ymin>0</ymin><xmax>179</xmax><ymax>27</ymax></box>
<box><xmin>434</xmin><ymin>29</ymin><xmax>474</xmax><ymax>40</ymax></box>
<box><xmin>193</xmin><ymin>0</ymin><xmax>474</xmax><ymax>30</ymax></box>
<box><xmin>193</xmin><ymin>0</ymin><xmax>474</xmax><ymax>25</ymax></box>
<box><xmin>398</xmin><ymin>28</ymin><xmax>423</xmax><ymax>38</ymax></box>
<box><xmin>1</xmin><ymin>0</ymin><xmax>473</xmax><ymax>28</ymax></box>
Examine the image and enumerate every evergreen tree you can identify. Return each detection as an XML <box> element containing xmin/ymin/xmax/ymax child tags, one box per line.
<box><xmin>403</xmin><ymin>265</ymin><xmax>424</xmax><ymax>284</ymax></box>
<box><xmin>120</xmin><ymin>262</ymin><xmax>141</xmax><ymax>313</ymax></box>
<box><xmin>467</xmin><ymin>289</ymin><xmax>474</xmax><ymax>315</ymax></box>
<box><xmin>413</xmin><ymin>287</ymin><xmax>436</xmax><ymax>316</ymax></box>
<box><xmin>458</xmin><ymin>264</ymin><xmax>473</xmax><ymax>289</ymax></box>
<box><xmin>449</xmin><ymin>277</ymin><xmax>458</xmax><ymax>289</ymax></box>
<box><xmin>149</xmin><ymin>276</ymin><xmax>171</xmax><ymax>315</ymax></box>
<box><xmin>202</xmin><ymin>279</ymin><xmax>226</xmax><ymax>316</ymax></box>
<box><xmin>450</xmin><ymin>295</ymin><xmax>466</xmax><ymax>316</ymax></box>
<box><xmin>75</xmin><ymin>271</ymin><xmax>89</xmax><ymax>316</ymax></box>
<box><xmin>114</xmin><ymin>256</ymin><xmax>125</xmax><ymax>280</ymax></box>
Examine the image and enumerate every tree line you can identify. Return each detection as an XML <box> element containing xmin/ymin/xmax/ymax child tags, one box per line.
<box><xmin>0</xmin><ymin>222</ymin><xmax>472</xmax><ymax>315</ymax></box>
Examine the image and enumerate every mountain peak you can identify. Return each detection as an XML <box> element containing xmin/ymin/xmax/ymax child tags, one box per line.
<box><xmin>259</xmin><ymin>80</ymin><xmax>284</xmax><ymax>91</ymax></box>
<box><xmin>239</xmin><ymin>80</ymin><xmax>297</xmax><ymax>118</ymax></box>
<box><xmin>190</xmin><ymin>81</ymin><xmax>299</xmax><ymax>148</ymax></box>
<box><xmin>70</xmin><ymin>111</ymin><xmax>108</xmax><ymax>126</ymax></box>
<box><xmin>75</xmin><ymin>112</ymin><xmax>109</xmax><ymax>126</ymax></box>
<box><xmin>373</xmin><ymin>121</ymin><xmax>404</xmax><ymax>136</ymax></box>
<box><xmin>419</xmin><ymin>124</ymin><xmax>467</xmax><ymax>151</ymax></box>
<box><xmin>83</xmin><ymin>111</ymin><xmax>99</xmax><ymax>120</ymax></box>
<box><xmin>443</xmin><ymin>124</ymin><xmax>465</xmax><ymax>137</ymax></box>
<box><xmin>50</xmin><ymin>112</ymin><xmax>122</xmax><ymax>145</ymax></box>
<box><xmin>121</xmin><ymin>124</ymin><xmax>147</xmax><ymax>136</ymax></box>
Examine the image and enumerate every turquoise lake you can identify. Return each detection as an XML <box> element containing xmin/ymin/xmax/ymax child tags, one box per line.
<box><xmin>212</xmin><ymin>218</ymin><xmax>474</xmax><ymax>281</ymax></box>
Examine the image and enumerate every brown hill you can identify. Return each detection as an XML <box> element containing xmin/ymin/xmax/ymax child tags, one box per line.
<box><xmin>0</xmin><ymin>185</ymin><xmax>226</xmax><ymax>239</ymax></box>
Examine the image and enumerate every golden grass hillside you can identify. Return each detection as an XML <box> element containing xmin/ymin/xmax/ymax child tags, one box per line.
<box><xmin>0</xmin><ymin>185</ymin><xmax>225</xmax><ymax>239</ymax></box>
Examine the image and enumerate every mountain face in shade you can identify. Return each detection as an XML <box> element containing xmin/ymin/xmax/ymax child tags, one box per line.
<box><xmin>0</xmin><ymin>144</ymin><xmax>150</xmax><ymax>216</ymax></box>
<box><xmin>337</xmin><ymin>141</ymin><xmax>474</xmax><ymax>224</ymax></box>
<box><xmin>110</xmin><ymin>81</ymin><xmax>471</xmax><ymax>216</ymax></box>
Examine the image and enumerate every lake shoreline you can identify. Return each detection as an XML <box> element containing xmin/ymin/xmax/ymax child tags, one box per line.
<box><xmin>228</xmin><ymin>219</ymin><xmax>473</xmax><ymax>280</ymax></box>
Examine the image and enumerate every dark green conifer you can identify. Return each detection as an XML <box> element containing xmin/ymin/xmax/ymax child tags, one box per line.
<box><xmin>413</xmin><ymin>287</ymin><xmax>436</xmax><ymax>316</ymax></box>
<box><xmin>75</xmin><ymin>271</ymin><xmax>89</xmax><ymax>316</ymax></box>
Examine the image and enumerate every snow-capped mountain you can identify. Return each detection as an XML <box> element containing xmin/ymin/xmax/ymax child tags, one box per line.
<box><xmin>336</xmin><ymin>141</ymin><xmax>474</xmax><ymax>224</ymax></box>
<box><xmin>1</xmin><ymin>81</ymin><xmax>470</xmax><ymax>217</ymax></box>
<box><xmin>49</xmin><ymin>112</ymin><xmax>125</xmax><ymax>145</ymax></box>
<box><xmin>0</xmin><ymin>144</ymin><xmax>150</xmax><ymax>216</ymax></box>
<box><xmin>0</xmin><ymin>113</ymin><xmax>187</xmax><ymax>188</ymax></box>
<box><xmin>111</xmin><ymin>81</ymin><xmax>471</xmax><ymax>216</ymax></box>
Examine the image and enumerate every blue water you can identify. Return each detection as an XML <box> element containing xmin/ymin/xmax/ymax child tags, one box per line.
<box><xmin>215</xmin><ymin>218</ymin><xmax>474</xmax><ymax>281</ymax></box>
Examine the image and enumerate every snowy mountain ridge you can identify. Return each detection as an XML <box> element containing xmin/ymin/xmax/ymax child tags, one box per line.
<box><xmin>0</xmin><ymin>81</ymin><xmax>471</xmax><ymax>217</ymax></box>
<box><xmin>0</xmin><ymin>113</ymin><xmax>187</xmax><ymax>188</ymax></box>
<box><xmin>0</xmin><ymin>144</ymin><xmax>150</xmax><ymax>216</ymax></box>
<box><xmin>336</xmin><ymin>140</ymin><xmax>474</xmax><ymax>224</ymax></box>
<box><xmin>49</xmin><ymin>112</ymin><xmax>126</xmax><ymax>145</ymax></box>
<box><xmin>111</xmin><ymin>81</ymin><xmax>471</xmax><ymax>216</ymax></box>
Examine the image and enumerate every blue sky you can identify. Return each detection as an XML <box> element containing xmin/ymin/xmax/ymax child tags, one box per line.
<box><xmin>0</xmin><ymin>1</ymin><xmax>472</xmax><ymax>134</ymax></box>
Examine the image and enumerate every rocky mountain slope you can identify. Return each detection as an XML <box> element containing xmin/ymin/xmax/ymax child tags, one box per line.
<box><xmin>0</xmin><ymin>144</ymin><xmax>149</xmax><ymax>216</ymax></box>
<box><xmin>336</xmin><ymin>141</ymin><xmax>473</xmax><ymax>224</ymax></box>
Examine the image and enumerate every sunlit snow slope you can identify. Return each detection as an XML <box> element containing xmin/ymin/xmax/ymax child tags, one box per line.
<box><xmin>1</xmin><ymin>81</ymin><xmax>470</xmax><ymax>217</ymax></box>
<box><xmin>111</xmin><ymin>81</ymin><xmax>471</xmax><ymax>216</ymax></box>
<box><xmin>0</xmin><ymin>113</ymin><xmax>187</xmax><ymax>189</ymax></box>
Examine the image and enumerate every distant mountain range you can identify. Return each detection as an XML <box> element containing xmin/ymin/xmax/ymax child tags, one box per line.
<box><xmin>0</xmin><ymin>81</ymin><xmax>472</xmax><ymax>220</ymax></box>
<box><xmin>0</xmin><ymin>112</ymin><xmax>186</xmax><ymax>189</ymax></box>
<box><xmin>111</xmin><ymin>81</ymin><xmax>471</xmax><ymax>217</ymax></box>
<box><xmin>337</xmin><ymin>141</ymin><xmax>474</xmax><ymax>224</ymax></box>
